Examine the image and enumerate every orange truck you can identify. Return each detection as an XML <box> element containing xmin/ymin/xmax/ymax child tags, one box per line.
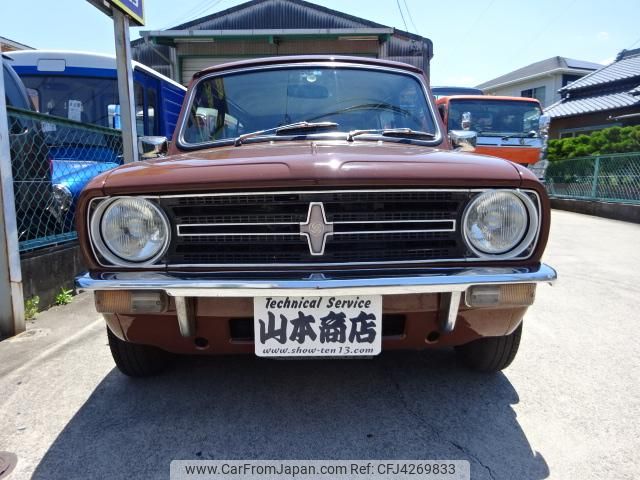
<box><xmin>436</xmin><ymin>95</ymin><xmax>550</xmax><ymax>176</ymax></box>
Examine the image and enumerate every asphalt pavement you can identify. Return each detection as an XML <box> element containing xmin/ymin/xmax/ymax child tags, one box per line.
<box><xmin>0</xmin><ymin>210</ymin><xmax>639</xmax><ymax>480</ymax></box>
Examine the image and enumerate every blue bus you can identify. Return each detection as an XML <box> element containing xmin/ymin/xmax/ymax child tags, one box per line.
<box><xmin>431</xmin><ymin>86</ymin><xmax>483</xmax><ymax>99</ymax></box>
<box><xmin>8</xmin><ymin>50</ymin><xmax>187</xmax><ymax>223</ymax></box>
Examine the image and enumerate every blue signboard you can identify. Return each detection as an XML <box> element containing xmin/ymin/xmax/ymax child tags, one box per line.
<box><xmin>111</xmin><ymin>0</ymin><xmax>144</xmax><ymax>26</ymax></box>
<box><xmin>87</xmin><ymin>0</ymin><xmax>144</xmax><ymax>26</ymax></box>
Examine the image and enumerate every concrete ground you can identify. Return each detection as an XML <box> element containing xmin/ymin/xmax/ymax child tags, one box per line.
<box><xmin>0</xmin><ymin>210</ymin><xmax>638</xmax><ymax>480</ymax></box>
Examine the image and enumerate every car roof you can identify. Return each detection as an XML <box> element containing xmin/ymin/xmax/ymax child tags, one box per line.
<box><xmin>193</xmin><ymin>55</ymin><xmax>425</xmax><ymax>79</ymax></box>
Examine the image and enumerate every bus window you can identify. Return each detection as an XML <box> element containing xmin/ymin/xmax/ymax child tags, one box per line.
<box><xmin>134</xmin><ymin>82</ymin><xmax>145</xmax><ymax>135</ymax></box>
<box><xmin>108</xmin><ymin>104</ymin><xmax>119</xmax><ymax>129</ymax></box>
<box><xmin>147</xmin><ymin>87</ymin><xmax>157</xmax><ymax>135</ymax></box>
<box><xmin>26</xmin><ymin>88</ymin><xmax>40</xmax><ymax>111</ymax></box>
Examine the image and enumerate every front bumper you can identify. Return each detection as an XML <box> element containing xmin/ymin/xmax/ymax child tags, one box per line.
<box><xmin>77</xmin><ymin>264</ymin><xmax>556</xmax><ymax>337</ymax></box>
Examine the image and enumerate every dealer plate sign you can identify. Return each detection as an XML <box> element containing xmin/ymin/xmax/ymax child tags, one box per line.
<box><xmin>253</xmin><ymin>295</ymin><xmax>382</xmax><ymax>357</ymax></box>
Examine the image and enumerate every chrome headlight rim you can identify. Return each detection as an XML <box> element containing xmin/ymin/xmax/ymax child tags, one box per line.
<box><xmin>90</xmin><ymin>196</ymin><xmax>171</xmax><ymax>267</ymax></box>
<box><xmin>52</xmin><ymin>183</ymin><xmax>73</xmax><ymax>213</ymax></box>
<box><xmin>462</xmin><ymin>190</ymin><xmax>539</xmax><ymax>259</ymax></box>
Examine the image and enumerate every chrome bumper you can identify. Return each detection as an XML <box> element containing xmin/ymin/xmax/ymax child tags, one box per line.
<box><xmin>76</xmin><ymin>264</ymin><xmax>556</xmax><ymax>296</ymax></box>
<box><xmin>77</xmin><ymin>264</ymin><xmax>556</xmax><ymax>336</ymax></box>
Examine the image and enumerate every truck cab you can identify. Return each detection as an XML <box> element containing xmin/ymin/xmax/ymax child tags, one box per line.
<box><xmin>436</xmin><ymin>95</ymin><xmax>549</xmax><ymax>167</ymax></box>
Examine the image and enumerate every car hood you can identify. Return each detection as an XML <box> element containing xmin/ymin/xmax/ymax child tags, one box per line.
<box><xmin>97</xmin><ymin>140</ymin><xmax>531</xmax><ymax>195</ymax></box>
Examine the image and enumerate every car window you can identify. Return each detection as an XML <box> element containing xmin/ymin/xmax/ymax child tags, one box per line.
<box><xmin>182</xmin><ymin>66</ymin><xmax>436</xmax><ymax>146</ymax></box>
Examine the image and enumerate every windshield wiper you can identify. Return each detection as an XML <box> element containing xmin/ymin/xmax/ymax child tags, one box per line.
<box><xmin>234</xmin><ymin>121</ymin><xmax>339</xmax><ymax>146</ymax></box>
<box><xmin>501</xmin><ymin>131</ymin><xmax>538</xmax><ymax>141</ymax></box>
<box><xmin>347</xmin><ymin>128</ymin><xmax>436</xmax><ymax>142</ymax></box>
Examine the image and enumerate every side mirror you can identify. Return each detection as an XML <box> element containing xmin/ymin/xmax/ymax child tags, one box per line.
<box><xmin>449</xmin><ymin>130</ymin><xmax>477</xmax><ymax>152</ymax></box>
<box><xmin>539</xmin><ymin>114</ymin><xmax>550</xmax><ymax>134</ymax></box>
<box><xmin>138</xmin><ymin>136</ymin><xmax>168</xmax><ymax>160</ymax></box>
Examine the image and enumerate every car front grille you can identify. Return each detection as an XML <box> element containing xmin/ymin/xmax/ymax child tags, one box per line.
<box><xmin>159</xmin><ymin>189</ymin><xmax>471</xmax><ymax>266</ymax></box>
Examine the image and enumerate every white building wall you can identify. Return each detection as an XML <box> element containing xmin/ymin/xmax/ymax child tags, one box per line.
<box><xmin>483</xmin><ymin>74</ymin><xmax>563</xmax><ymax>108</ymax></box>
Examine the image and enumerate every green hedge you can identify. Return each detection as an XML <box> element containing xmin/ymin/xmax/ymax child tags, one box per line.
<box><xmin>547</xmin><ymin>125</ymin><xmax>640</xmax><ymax>160</ymax></box>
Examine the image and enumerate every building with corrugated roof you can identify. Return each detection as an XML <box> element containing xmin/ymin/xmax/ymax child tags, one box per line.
<box><xmin>131</xmin><ymin>0</ymin><xmax>432</xmax><ymax>86</ymax></box>
<box><xmin>545</xmin><ymin>48</ymin><xmax>640</xmax><ymax>138</ymax></box>
<box><xmin>475</xmin><ymin>56</ymin><xmax>601</xmax><ymax>108</ymax></box>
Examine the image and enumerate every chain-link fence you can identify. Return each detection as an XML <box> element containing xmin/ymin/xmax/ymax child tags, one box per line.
<box><xmin>7</xmin><ymin>106</ymin><xmax>123</xmax><ymax>252</ymax></box>
<box><xmin>545</xmin><ymin>152</ymin><xmax>640</xmax><ymax>204</ymax></box>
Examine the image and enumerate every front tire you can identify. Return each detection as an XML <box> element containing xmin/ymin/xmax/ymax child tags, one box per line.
<box><xmin>455</xmin><ymin>323</ymin><xmax>523</xmax><ymax>372</ymax></box>
<box><xmin>107</xmin><ymin>328</ymin><xmax>170</xmax><ymax>377</ymax></box>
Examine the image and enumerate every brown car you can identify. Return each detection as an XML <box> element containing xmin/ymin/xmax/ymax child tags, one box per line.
<box><xmin>75</xmin><ymin>56</ymin><xmax>556</xmax><ymax>377</ymax></box>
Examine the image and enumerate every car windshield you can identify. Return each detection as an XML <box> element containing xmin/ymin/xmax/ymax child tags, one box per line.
<box><xmin>181</xmin><ymin>66</ymin><xmax>436</xmax><ymax>146</ymax></box>
<box><xmin>448</xmin><ymin>99</ymin><xmax>542</xmax><ymax>137</ymax></box>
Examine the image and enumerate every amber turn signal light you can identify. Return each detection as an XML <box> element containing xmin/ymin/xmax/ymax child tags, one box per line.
<box><xmin>465</xmin><ymin>284</ymin><xmax>536</xmax><ymax>308</ymax></box>
<box><xmin>94</xmin><ymin>290</ymin><xmax>169</xmax><ymax>314</ymax></box>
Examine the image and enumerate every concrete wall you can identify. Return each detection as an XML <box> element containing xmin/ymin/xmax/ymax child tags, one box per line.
<box><xmin>20</xmin><ymin>242</ymin><xmax>86</xmax><ymax>308</ymax></box>
<box><xmin>551</xmin><ymin>198</ymin><xmax>640</xmax><ymax>224</ymax></box>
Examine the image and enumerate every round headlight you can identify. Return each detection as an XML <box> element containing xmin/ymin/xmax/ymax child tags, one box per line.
<box><xmin>463</xmin><ymin>191</ymin><xmax>536</xmax><ymax>257</ymax></box>
<box><xmin>94</xmin><ymin>197</ymin><xmax>169</xmax><ymax>265</ymax></box>
<box><xmin>52</xmin><ymin>184</ymin><xmax>73</xmax><ymax>213</ymax></box>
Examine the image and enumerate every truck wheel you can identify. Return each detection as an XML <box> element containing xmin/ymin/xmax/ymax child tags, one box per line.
<box><xmin>107</xmin><ymin>327</ymin><xmax>170</xmax><ymax>377</ymax></box>
<box><xmin>455</xmin><ymin>323</ymin><xmax>523</xmax><ymax>372</ymax></box>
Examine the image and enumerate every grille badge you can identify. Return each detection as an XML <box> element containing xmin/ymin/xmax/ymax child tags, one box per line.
<box><xmin>300</xmin><ymin>202</ymin><xmax>333</xmax><ymax>255</ymax></box>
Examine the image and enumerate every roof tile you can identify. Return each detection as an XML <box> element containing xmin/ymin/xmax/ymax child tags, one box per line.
<box><xmin>560</xmin><ymin>53</ymin><xmax>640</xmax><ymax>92</ymax></box>
<box><xmin>545</xmin><ymin>92</ymin><xmax>639</xmax><ymax>118</ymax></box>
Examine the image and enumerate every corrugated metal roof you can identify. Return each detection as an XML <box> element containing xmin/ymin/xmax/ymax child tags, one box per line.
<box><xmin>172</xmin><ymin>0</ymin><xmax>396</xmax><ymax>33</ymax></box>
<box><xmin>627</xmin><ymin>84</ymin><xmax>640</xmax><ymax>96</ymax></box>
<box><xmin>475</xmin><ymin>56</ymin><xmax>600</xmax><ymax>90</ymax></box>
<box><xmin>132</xmin><ymin>0</ymin><xmax>433</xmax><ymax>82</ymax></box>
<box><xmin>560</xmin><ymin>50</ymin><xmax>640</xmax><ymax>92</ymax></box>
<box><xmin>545</xmin><ymin>92</ymin><xmax>639</xmax><ymax>118</ymax></box>
<box><xmin>565</xmin><ymin>58</ymin><xmax>604</xmax><ymax>70</ymax></box>
<box><xmin>134</xmin><ymin>0</ymin><xmax>425</xmax><ymax>44</ymax></box>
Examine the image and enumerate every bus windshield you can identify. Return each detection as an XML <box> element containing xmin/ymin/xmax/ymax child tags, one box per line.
<box><xmin>19</xmin><ymin>75</ymin><xmax>118</xmax><ymax>128</ymax></box>
<box><xmin>448</xmin><ymin>99</ymin><xmax>542</xmax><ymax>137</ymax></box>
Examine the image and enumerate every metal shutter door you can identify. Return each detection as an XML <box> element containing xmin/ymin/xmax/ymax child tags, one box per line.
<box><xmin>181</xmin><ymin>58</ymin><xmax>241</xmax><ymax>85</ymax></box>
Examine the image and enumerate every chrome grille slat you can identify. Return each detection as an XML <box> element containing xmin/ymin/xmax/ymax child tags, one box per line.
<box><xmin>161</xmin><ymin>189</ymin><xmax>469</xmax><ymax>266</ymax></box>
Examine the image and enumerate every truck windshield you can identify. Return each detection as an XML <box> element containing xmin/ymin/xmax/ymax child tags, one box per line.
<box><xmin>448</xmin><ymin>99</ymin><xmax>542</xmax><ymax>137</ymax></box>
<box><xmin>181</xmin><ymin>66</ymin><xmax>436</xmax><ymax>146</ymax></box>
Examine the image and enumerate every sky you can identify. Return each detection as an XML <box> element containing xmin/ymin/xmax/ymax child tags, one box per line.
<box><xmin>1</xmin><ymin>0</ymin><xmax>639</xmax><ymax>86</ymax></box>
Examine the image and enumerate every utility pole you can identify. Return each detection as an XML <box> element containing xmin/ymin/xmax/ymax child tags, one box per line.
<box><xmin>0</xmin><ymin>46</ymin><xmax>25</xmax><ymax>337</ymax></box>
<box><xmin>87</xmin><ymin>0</ymin><xmax>145</xmax><ymax>164</ymax></box>
<box><xmin>112</xmin><ymin>8</ymin><xmax>139</xmax><ymax>164</ymax></box>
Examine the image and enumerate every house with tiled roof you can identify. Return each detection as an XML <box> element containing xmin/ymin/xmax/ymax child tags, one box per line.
<box><xmin>545</xmin><ymin>48</ymin><xmax>640</xmax><ymax>139</ymax></box>
<box><xmin>476</xmin><ymin>56</ymin><xmax>601</xmax><ymax>107</ymax></box>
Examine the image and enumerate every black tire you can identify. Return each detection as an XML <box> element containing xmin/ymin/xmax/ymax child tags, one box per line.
<box><xmin>455</xmin><ymin>323</ymin><xmax>523</xmax><ymax>373</ymax></box>
<box><xmin>107</xmin><ymin>327</ymin><xmax>170</xmax><ymax>377</ymax></box>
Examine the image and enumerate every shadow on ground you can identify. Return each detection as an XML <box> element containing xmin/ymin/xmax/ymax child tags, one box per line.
<box><xmin>33</xmin><ymin>351</ymin><xmax>548</xmax><ymax>479</ymax></box>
